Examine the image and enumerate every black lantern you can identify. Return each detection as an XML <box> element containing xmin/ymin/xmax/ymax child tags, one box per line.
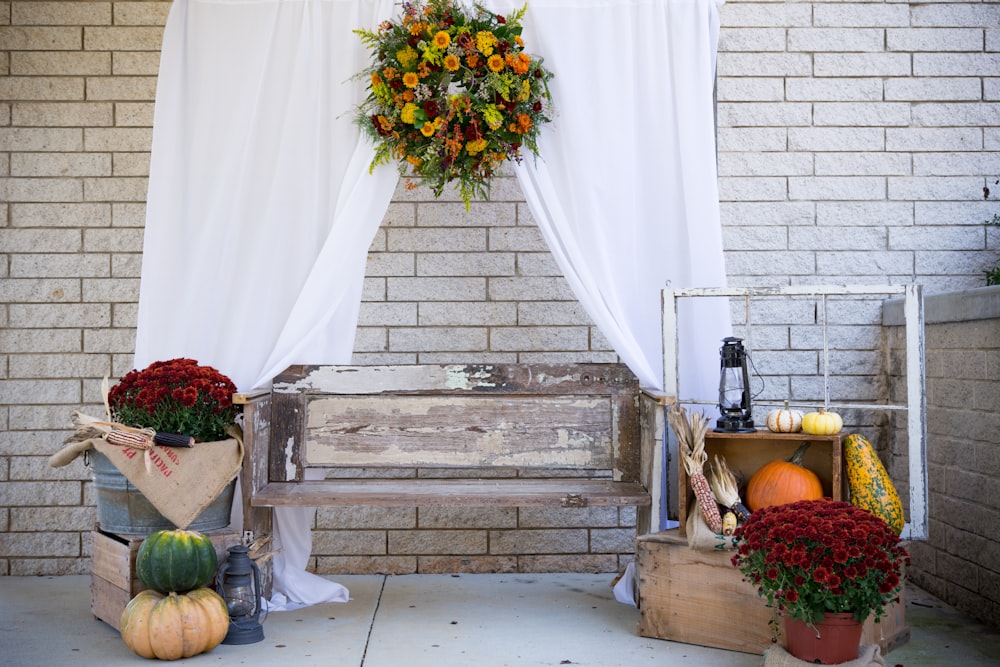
<box><xmin>216</xmin><ymin>545</ymin><xmax>266</xmax><ymax>644</ymax></box>
<box><xmin>716</xmin><ymin>336</ymin><xmax>755</xmax><ymax>433</ymax></box>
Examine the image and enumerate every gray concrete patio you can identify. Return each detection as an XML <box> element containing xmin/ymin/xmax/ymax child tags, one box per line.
<box><xmin>2</xmin><ymin>573</ymin><xmax>998</xmax><ymax>666</ymax></box>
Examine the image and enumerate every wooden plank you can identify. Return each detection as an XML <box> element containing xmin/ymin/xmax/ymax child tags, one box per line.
<box><xmin>274</xmin><ymin>363</ymin><xmax>638</xmax><ymax>396</ymax></box>
<box><xmin>251</xmin><ymin>479</ymin><xmax>651</xmax><ymax>508</ymax></box>
<box><xmin>303</xmin><ymin>394</ymin><xmax>613</xmax><ymax>468</ymax></box>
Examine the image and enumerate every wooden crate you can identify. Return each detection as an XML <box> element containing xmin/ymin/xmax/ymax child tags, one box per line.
<box><xmin>636</xmin><ymin>530</ymin><xmax>909</xmax><ymax>655</ymax></box>
<box><xmin>90</xmin><ymin>527</ymin><xmax>241</xmax><ymax>628</ymax></box>
<box><xmin>678</xmin><ymin>431</ymin><xmax>845</xmax><ymax>537</ymax></box>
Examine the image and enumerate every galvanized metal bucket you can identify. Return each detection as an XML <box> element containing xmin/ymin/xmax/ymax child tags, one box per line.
<box><xmin>89</xmin><ymin>451</ymin><xmax>235</xmax><ymax>535</ymax></box>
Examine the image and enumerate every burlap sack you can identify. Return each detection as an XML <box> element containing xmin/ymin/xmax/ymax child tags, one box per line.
<box><xmin>686</xmin><ymin>497</ymin><xmax>738</xmax><ymax>551</ymax></box>
<box><xmin>52</xmin><ymin>426</ymin><xmax>243</xmax><ymax>530</ymax></box>
<box><xmin>763</xmin><ymin>644</ymin><xmax>884</xmax><ymax>667</ymax></box>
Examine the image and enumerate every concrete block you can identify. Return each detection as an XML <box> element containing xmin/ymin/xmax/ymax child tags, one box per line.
<box><xmin>716</xmin><ymin>127</ymin><xmax>787</xmax><ymax>152</ymax></box>
<box><xmin>715</xmin><ymin>177</ymin><xmax>787</xmax><ymax>202</ymax></box>
<box><xmin>417</xmin><ymin>555</ymin><xmax>518</xmax><ymax>574</ymax></box>
<box><xmin>10</xmin><ymin>51</ymin><xmax>109</xmax><ymax>76</ymax></box>
<box><xmin>488</xmin><ymin>226</ymin><xmax>548</xmax><ymax>252</ymax></box>
<box><xmin>8</xmin><ymin>303</ymin><xmax>109</xmax><ymax>328</ymax></box>
<box><xmin>912</xmin><ymin>3</ymin><xmax>1000</xmax><ymax>28</ymax></box>
<box><xmin>914</xmin><ymin>53</ymin><xmax>1000</xmax><ymax>77</ymax></box>
<box><xmin>0</xmin><ymin>228</ymin><xmax>81</xmax><ymax>253</ymax></box>
<box><xmin>84</xmin><ymin>76</ymin><xmax>157</xmax><ymax>101</ymax></box>
<box><xmin>10</xmin><ymin>203</ymin><xmax>110</xmax><ymax>228</ymax></box>
<box><xmin>416</xmin><ymin>252</ymin><xmax>514</xmax><ymax>277</ymax></box>
<box><xmin>815</xmin><ymin>152</ymin><xmax>911</xmax><ymax>177</ymax></box>
<box><xmin>812</xmin><ymin>102</ymin><xmax>911</xmax><ymax>127</ymax></box>
<box><xmin>83</xmin><ymin>26</ymin><xmax>163</xmax><ymax>51</ymax></box>
<box><xmin>0</xmin><ymin>277</ymin><xmax>81</xmax><ymax>303</ymax></box>
<box><xmin>518</xmin><ymin>554</ymin><xmax>619</xmax><ymax>573</ymax></box>
<box><xmin>489</xmin><ymin>326</ymin><xmax>589</xmax><ymax>352</ymax></box>
<box><xmin>388</xmin><ymin>327</ymin><xmax>486</xmax><ymax>352</ymax></box>
<box><xmin>0</xmin><ymin>329</ymin><xmax>80</xmax><ymax>353</ymax></box>
<box><xmin>389</xmin><ymin>530</ymin><xmax>487</xmax><ymax>555</ymax></box>
<box><xmin>0</xmin><ymin>379</ymin><xmax>79</xmax><ymax>405</ymax></box>
<box><xmin>813</xmin><ymin>3</ymin><xmax>909</xmax><ymax>27</ymax></box>
<box><xmin>589</xmin><ymin>528</ymin><xmax>635</xmax><ymax>554</ymax></box>
<box><xmin>719</xmin><ymin>3</ymin><xmax>811</xmax><ymax>28</ymax></box>
<box><xmin>316</xmin><ymin>506</ymin><xmax>416</xmax><ymax>530</ymax></box>
<box><xmin>12</xmin><ymin>1</ymin><xmax>111</xmax><ymax>25</ymax></box>
<box><xmin>789</xmin><ymin>176</ymin><xmax>887</xmax><ymax>202</ymax></box>
<box><xmin>417</xmin><ymin>302</ymin><xmax>515</xmax><ymax>326</ymax></box>
<box><xmin>113</xmin><ymin>101</ymin><xmax>154</xmax><ymax>127</ymax></box>
<box><xmin>718</xmin><ymin>151</ymin><xmax>813</xmax><ymax>177</ymax></box>
<box><xmin>888</xmin><ymin>27</ymin><xmax>985</xmax><ymax>52</ymax></box>
<box><xmin>717</xmin><ymin>102</ymin><xmax>811</xmax><ymax>127</ymax></box>
<box><xmin>716</xmin><ymin>76</ymin><xmax>784</xmax><ymax>102</ymax></box>
<box><xmin>788</xmin><ymin>27</ymin><xmax>885</xmax><ymax>52</ymax></box>
<box><xmin>114</xmin><ymin>2</ymin><xmax>173</xmax><ymax>26</ymax></box>
<box><xmin>719</xmin><ymin>27</ymin><xmax>785</xmax><ymax>52</ymax></box>
<box><xmin>0</xmin><ymin>127</ymin><xmax>83</xmax><ymax>152</ymax></box>
<box><xmin>720</xmin><ymin>201</ymin><xmax>815</xmax><ymax>227</ymax></box>
<box><xmin>887</xmin><ymin>127</ymin><xmax>982</xmax><ymax>152</ymax></box>
<box><xmin>814</xmin><ymin>53</ymin><xmax>911</xmax><ymax>77</ymax></box>
<box><xmin>517</xmin><ymin>507</ymin><xmax>619</xmax><ymax>529</ymax></box>
<box><xmin>885</xmin><ymin>77</ymin><xmax>983</xmax><ymax>102</ymax></box>
<box><xmin>488</xmin><ymin>276</ymin><xmax>576</xmax><ymax>301</ymax></box>
<box><xmin>83</xmin><ymin>228</ymin><xmax>143</xmax><ymax>252</ymax></box>
<box><xmin>514</xmin><ymin>252</ymin><xmax>562</xmax><ymax>276</ymax></box>
<box><xmin>82</xmin><ymin>328</ymin><xmax>135</xmax><ymax>354</ymax></box>
<box><xmin>788</xmin><ymin>127</ymin><xmax>885</xmax><ymax>152</ymax></box>
<box><xmin>83</xmin><ymin>127</ymin><xmax>151</xmax><ymax>152</ymax></box>
<box><xmin>786</xmin><ymin>77</ymin><xmax>883</xmax><ymax>102</ymax></box>
<box><xmin>418</xmin><ymin>507</ymin><xmax>517</xmax><ymax>529</ymax></box>
<box><xmin>0</xmin><ymin>26</ymin><xmax>82</xmax><ymax>50</ymax></box>
<box><xmin>112</xmin><ymin>153</ymin><xmax>150</xmax><ymax>177</ymax></box>
<box><xmin>12</xmin><ymin>152</ymin><xmax>110</xmax><ymax>178</ymax></box>
<box><xmin>889</xmin><ymin>176</ymin><xmax>982</xmax><ymax>201</ymax></box>
<box><xmin>717</xmin><ymin>52</ymin><xmax>812</xmax><ymax>77</ymax></box>
<box><xmin>1</xmin><ymin>178</ymin><xmax>83</xmax><ymax>203</ymax></box>
<box><xmin>488</xmin><ymin>529</ymin><xmax>588</xmax><ymax>555</ymax></box>
<box><xmin>0</xmin><ymin>482</ymin><xmax>83</xmax><ymax>509</ymax></box>
<box><xmin>312</xmin><ymin>530</ymin><xmax>388</xmax><ymax>556</ymax></box>
<box><xmin>387</xmin><ymin>227</ymin><xmax>485</xmax><ymax>252</ymax></box>
<box><xmin>915</xmin><ymin>103</ymin><xmax>1000</xmax><ymax>127</ymax></box>
<box><xmin>83</xmin><ymin>177</ymin><xmax>148</xmax><ymax>202</ymax></box>
<box><xmin>315</xmin><ymin>556</ymin><xmax>417</xmax><ymax>575</ymax></box>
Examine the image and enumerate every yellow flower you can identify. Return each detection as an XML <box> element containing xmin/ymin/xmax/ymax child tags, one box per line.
<box><xmin>482</xmin><ymin>105</ymin><xmax>504</xmax><ymax>130</ymax></box>
<box><xmin>396</xmin><ymin>46</ymin><xmax>418</xmax><ymax>69</ymax></box>
<box><xmin>466</xmin><ymin>138</ymin><xmax>488</xmax><ymax>155</ymax></box>
<box><xmin>420</xmin><ymin>123</ymin><xmax>436</xmax><ymax>137</ymax></box>
<box><xmin>401</xmin><ymin>102</ymin><xmax>419</xmax><ymax>124</ymax></box>
<box><xmin>476</xmin><ymin>30</ymin><xmax>497</xmax><ymax>56</ymax></box>
<box><xmin>433</xmin><ymin>31</ymin><xmax>451</xmax><ymax>49</ymax></box>
<box><xmin>487</xmin><ymin>54</ymin><xmax>504</xmax><ymax>73</ymax></box>
<box><xmin>443</xmin><ymin>54</ymin><xmax>460</xmax><ymax>71</ymax></box>
<box><xmin>402</xmin><ymin>72</ymin><xmax>419</xmax><ymax>88</ymax></box>
<box><xmin>406</xmin><ymin>155</ymin><xmax>423</xmax><ymax>167</ymax></box>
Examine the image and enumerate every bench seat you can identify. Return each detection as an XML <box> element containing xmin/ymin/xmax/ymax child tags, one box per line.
<box><xmin>251</xmin><ymin>478</ymin><xmax>652</xmax><ymax>508</ymax></box>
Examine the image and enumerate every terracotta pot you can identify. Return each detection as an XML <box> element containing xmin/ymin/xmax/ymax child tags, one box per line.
<box><xmin>784</xmin><ymin>612</ymin><xmax>864</xmax><ymax>664</ymax></box>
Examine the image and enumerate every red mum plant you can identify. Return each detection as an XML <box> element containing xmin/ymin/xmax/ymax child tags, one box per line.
<box><xmin>108</xmin><ymin>358</ymin><xmax>239</xmax><ymax>443</ymax></box>
<box><xmin>731</xmin><ymin>498</ymin><xmax>908</xmax><ymax>628</ymax></box>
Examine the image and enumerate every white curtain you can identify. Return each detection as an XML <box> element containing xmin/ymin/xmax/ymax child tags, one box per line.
<box><xmin>490</xmin><ymin>0</ymin><xmax>731</xmax><ymax>397</ymax></box>
<box><xmin>137</xmin><ymin>0</ymin><xmax>728</xmax><ymax>609</ymax></box>
<box><xmin>135</xmin><ymin>0</ymin><xmax>399</xmax><ymax>610</ymax></box>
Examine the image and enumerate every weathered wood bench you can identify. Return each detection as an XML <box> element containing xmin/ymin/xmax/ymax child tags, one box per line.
<box><xmin>237</xmin><ymin>363</ymin><xmax>665</xmax><ymax>556</ymax></box>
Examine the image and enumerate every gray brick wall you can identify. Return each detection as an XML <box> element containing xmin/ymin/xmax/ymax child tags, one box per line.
<box><xmin>1</xmin><ymin>0</ymin><xmax>998</xmax><ymax>582</ymax></box>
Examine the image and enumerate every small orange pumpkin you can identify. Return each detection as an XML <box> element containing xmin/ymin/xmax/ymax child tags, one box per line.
<box><xmin>745</xmin><ymin>442</ymin><xmax>824</xmax><ymax>511</ymax></box>
<box><xmin>120</xmin><ymin>588</ymin><xmax>229</xmax><ymax>660</ymax></box>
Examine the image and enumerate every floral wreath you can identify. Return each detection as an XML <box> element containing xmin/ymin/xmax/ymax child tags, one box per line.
<box><xmin>355</xmin><ymin>0</ymin><xmax>554</xmax><ymax>208</ymax></box>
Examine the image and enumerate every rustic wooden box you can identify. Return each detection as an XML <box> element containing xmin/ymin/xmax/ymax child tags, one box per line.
<box><xmin>636</xmin><ymin>530</ymin><xmax>909</xmax><ymax>655</ymax></box>
<box><xmin>678</xmin><ymin>431</ymin><xmax>845</xmax><ymax>537</ymax></box>
<box><xmin>90</xmin><ymin>527</ymin><xmax>241</xmax><ymax>628</ymax></box>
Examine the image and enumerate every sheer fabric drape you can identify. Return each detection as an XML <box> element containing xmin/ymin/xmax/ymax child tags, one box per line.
<box><xmin>489</xmin><ymin>0</ymin><xmax>730</xmax><ymax>397</ymax></box>
<box><xmin>134</xmin><ymin>0</ymin><xmax>399</xmax><ymax>610</ymax></box>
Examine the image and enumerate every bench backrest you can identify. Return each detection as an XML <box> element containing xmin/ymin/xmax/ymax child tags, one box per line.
<box><xmin>267</xmin><ymin>363</ymin><xmax>641</xmax><ymax>483</ymax></box>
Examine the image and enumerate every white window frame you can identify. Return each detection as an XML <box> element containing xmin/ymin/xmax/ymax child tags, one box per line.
<box><xmin>660</xmin><ymin>284</ymin><xmax>927</xmax><ymax>541</ymax></box>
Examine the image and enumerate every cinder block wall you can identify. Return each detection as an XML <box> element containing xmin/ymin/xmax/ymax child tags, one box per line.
<box><xmin>884</xmin><ymin>288</ymin><xmax>1000</xmax><ymax>628</ymax></box>
<box><xmin>1</xmin><ymin>0</ymin><xmax>998</xmax><ymax>584</ymax></box>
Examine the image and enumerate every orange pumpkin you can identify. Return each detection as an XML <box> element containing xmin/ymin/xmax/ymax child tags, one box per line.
<box><xmin>745</xmin><ymin>442</ymin><xmax>824</xmax><ymax>511</ymax></box>
<box><xmin>120</xmin><ymin>588</ymin><xmax>229</xmax><ymax>660</ymax></box>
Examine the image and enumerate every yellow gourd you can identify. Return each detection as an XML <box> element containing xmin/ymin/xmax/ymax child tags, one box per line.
<box><xmin>844</xmin><ymin>433</ymin><xmax>905</xmax><ymax>535</ymax></box>
<box><xmin>801</xmin><ymin>408</ymin><xmax>843</xmax><ymax>435</ymax></box>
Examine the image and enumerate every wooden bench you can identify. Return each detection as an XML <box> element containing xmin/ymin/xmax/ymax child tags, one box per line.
<box><xmin>237</xmin><ymin>363</ymin><xmax>665</xmax><ymax>564</ymax></box>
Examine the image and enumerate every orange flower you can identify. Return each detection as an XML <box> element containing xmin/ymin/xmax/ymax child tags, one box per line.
<box><xmin>467</xmin><ymin>54</ymin><xmax>482</xmax><ymax>69</ymax></box>
<box><xmin>516</xmin><ymin>113</ymin><xmax>532</xmax><ymax>134</ymax></box>
<box><xmin>402</xmin><ymin>89</ymin><xmax>415</xmax><ymax>102</ymax></box>
<box><xmin>402</xmin><ymin>72</ymin><xmax>419</xmax><ymax>88</ymax></box>
<box><xmin>487</xmin><ymin>54</ymin><xmax>504</xmax><ymax>72</ymax></box>
<box><xmin>420</xmin><ymin>123</ymin><xmax>436</xmax><ymax>137</ymax></box>
<box><xmin>444</xmin><ymin>54</ymin><xmax>460</xmax><ymax>71</ymax></box>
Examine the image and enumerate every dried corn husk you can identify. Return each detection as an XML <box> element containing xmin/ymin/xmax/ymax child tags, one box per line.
<box><xmin>708</xmin><ymin>454</ymin><xmax>752</xmax><ymax>522</ymax></box>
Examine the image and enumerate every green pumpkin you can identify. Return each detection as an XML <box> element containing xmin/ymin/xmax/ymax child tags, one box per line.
<box><xmin>844</xmin><ymin>434</ymin><xmax>905</xmax><ymax>535</ymax></box>
<box><xmin>136</xmin><ymin>529</ymin><xmax>219</xmax><ymax>593</ymax></box>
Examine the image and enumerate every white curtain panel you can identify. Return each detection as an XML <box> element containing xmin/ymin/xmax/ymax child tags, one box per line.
<box><xmin>134</xmin><ymin>0</ymin><xmax>399</xmax><ymax>393</ymax></box>
<box><xmin>135</xmin><ymin>0</ymin><xmax>398</xmax><ymax>611</ymax></box>
<box><xmin>489</xmin><ymin>0</ymin><xmax>731</xmax><ymax>397</ymax></box>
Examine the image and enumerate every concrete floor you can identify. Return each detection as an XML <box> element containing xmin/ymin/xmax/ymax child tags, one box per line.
<box><xmin>2</xmin><ymin>573</ymin><xmax>998</xmax><ymax>666</ymax></box>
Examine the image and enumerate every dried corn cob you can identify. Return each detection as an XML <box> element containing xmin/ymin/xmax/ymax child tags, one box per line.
<box><xmin>722</xmin><ymin>511</ymin><xmax>737</xmax><ymax>536</ymax></box>
<box><xmin>677</xmin><ymin>408</ymin><xmax>724</xmax><ymax>535</ymax></box>
<box><xmin>708</xmin><ymin>454</ymin><xmax>752</xmax><ymax>522</ymax></box>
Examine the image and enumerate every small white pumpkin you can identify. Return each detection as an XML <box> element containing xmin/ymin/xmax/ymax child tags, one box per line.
<box><xmin>765</xmin><ymin>401</ymin><xmax>803</xmax><ymax>433</ymax></box>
